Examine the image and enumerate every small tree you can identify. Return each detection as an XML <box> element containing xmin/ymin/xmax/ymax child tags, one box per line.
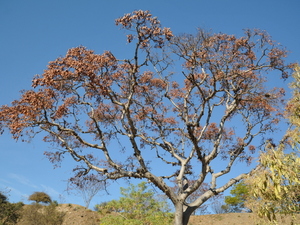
<box><xmin>210</xmin><ymin>199</ymin><xmax>229</xmax><ymax>214</ymax></box>
<box><xmin>68</xmin><ymin>173</ymin><xmax>105</xmax><ymax>208</ymax></box>
<box><xmin>97</xmin><ymin>182</ymin><xmax>173</xmax><ymax>225</ymax></box>
<box><xmin>28</xmin><ymin>192</ymin><xmax>52</xmax><ymax>204</ymax></box>
<box><xmin>223</xmin><ymin>181</ymin><xmax>250</xmax><ymax>213</ymax></box>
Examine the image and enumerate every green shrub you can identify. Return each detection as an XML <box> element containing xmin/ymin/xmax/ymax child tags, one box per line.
<box><xmin>0</xmin><ymin>192</ymin><xmax>23</xmax><ymax>225</ymax></box>
<box><xmin>97</xmin><ymin>182</ymin><xmax>173</xmax><ymax>225</ymax></box>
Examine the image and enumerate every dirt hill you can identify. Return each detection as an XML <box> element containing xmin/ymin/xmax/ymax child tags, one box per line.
<box><xmin>189</xmin><ymin>213</ymin><xmax>300</xmax><ymax>225</ymax></box>
<box><xmin>16</xmin><ymin>204</ymin><xmax>300</xmax><ymax>225</ymax></box>
<box><xmin>57</xmin><ymin>204</ymin><xmax>100</xmax><ymax>225</ymax></box>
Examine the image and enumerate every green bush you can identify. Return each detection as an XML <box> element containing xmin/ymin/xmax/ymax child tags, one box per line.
<box><xmin>97</xmin><ymin>182</ymin><xmax>173</xmax><ymax>225</ymax></box>
<box><xmin>0</xmin><ymin>192</ymin><xmax>23</xmax><ymax>225</ymax></box>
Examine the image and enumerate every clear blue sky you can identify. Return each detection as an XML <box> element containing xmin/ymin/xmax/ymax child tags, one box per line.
<box><xmin>0</xmin><ymin>0</ymin><xmax>299</xmax><ymax>209</ymax></box>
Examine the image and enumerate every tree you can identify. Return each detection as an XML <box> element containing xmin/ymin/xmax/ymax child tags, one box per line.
<box><xmin>0</xmin><ymin>10</ymin><xmax>293</xmax><ymax>225</ymax></box>
<box><xmin>28</xmin><ymin>192</ymin><xmax>52</xmax><ymax>204</ymax></box>
<box><xmin>244</xmin><ymin>64</ymin><xmax>300</xmax><ymax>222</ymax></box>
<box><xmin>67</xmin><ymin>173</ymin><xmax>105</xmax><ymax>208</ymax></box>
<box><xmin>0</xmin><ymin>192</ymin><xmax>23</xmax><ymax>225</ymax></box>
<box><xmin>223</xmin><ymin>181</ymin><xmax>250</xmax><ymax>213</ymax></box>
<box><xmin>210</xmin><ymin>199</ymin><xmax>230</xmax><ymax>214</ymax></box>
<box><xmin>96</xmin><ymin>182</ymin><xmax>173</xmax><ymax>225</ymax></box>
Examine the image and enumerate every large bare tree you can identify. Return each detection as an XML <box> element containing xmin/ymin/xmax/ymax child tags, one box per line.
<box><xmin>0</xmin><ymin>10</ymin><xmax>293</xmax><ymax>225</ymax></box>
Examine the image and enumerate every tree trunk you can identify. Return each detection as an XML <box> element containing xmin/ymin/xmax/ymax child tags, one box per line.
<box><xmin>174</xmin><ymin>203</ymin><xmax>193</xmax><ymax>225</ymax></box>
<box><xmin>174</xmin><ymin>203</ymin><xmax>184</xmax><ymax>225</ymax></box>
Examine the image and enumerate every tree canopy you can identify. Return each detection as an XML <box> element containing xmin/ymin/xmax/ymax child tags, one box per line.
<box><xmin>0</xmin><ymin>10</ymin><xmax>293</xmax><ymax>225</ymax></box>
<box><xmin>28</xmin><ymin>192</ymin><xmax>52</xmax><ymax>204</ymax></box>
<box><xmin>223</xmin><ymin>181</ymin><xmax>250</xmax><ymax>213</ymax></box>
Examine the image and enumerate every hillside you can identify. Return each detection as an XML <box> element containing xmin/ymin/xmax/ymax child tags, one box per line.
<box><xmin>15</xmin><ymin>204</ymin><xmax>300</xmax><ymax>225</ymax></box>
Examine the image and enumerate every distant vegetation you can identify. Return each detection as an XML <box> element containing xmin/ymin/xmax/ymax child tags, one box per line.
<box><xmin>0</xmin><ymin>191</ymin><xmax>64</xmax><ymax>225</ymax></box>
<box><xmin>95</xmin><ymin>182</ymin><xmax>174</xmax><ymax>225</ymax></box>
<box><xmin>28</xmin><ymin>192</ymin><xmax>52</xmax><ymax>204</ymax></box>
<box><xmin>222</xmin><ymin>181</ymin><xmax>250</xmax><ymax>213</ymax></box>
<box><xmin>1</xmin><ymin>176</ymin><xmax>300</xmax><ymax>225</ymax></box>
<box><xmin>20</xmin><ymin>202</ymin><xmax>65</xmax><ymax>225</ymax></box>
<box><xmin>0</xmin><ymin>192</ymin><xmax>23</xmax><ymax>225</ymax></box>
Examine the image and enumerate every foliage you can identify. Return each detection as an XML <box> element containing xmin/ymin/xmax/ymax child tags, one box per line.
<box><xmin>223</xmin><ymin>181</ymin><xmax>250</xmax><ymax>213</ymax></box>
<box><xmin>20</xmin><ymin>202</ymin><xmax>65</xmax><ymax>225</ymax></box>
<box><xmin>0</xmin><ymin>10</ymin><xmax>293</xmax><ymax>225</ymax></box>
<box><xmin>245</xmin><ymin>144</ymin><xmax>300</xmax><ymax>222</ymax></box>
<box><xmin>68</xmin><ymin>173</ymin><xmax>105</xmax><ymax>208</ymax></box>
<box><xmin>96</xmin><ymin>182</ymin><xmax>173</xmax><ymax>225</ymax></box>
<box><xmin>243</xmin><ymin>64</ymin><xmax>300</xmax><ymax>223</ymax></box>
<box><xmin>28</xmin><ymin>192</ymin><xmax>52</xmax><ymax>204</ymax></box>
<box><xmin>0</xmin><ymin>192</ymin><xmax>23</xmax><ymax>225</ymax></box>
<box><xmin>286</xmin><ymin>64</ymin><xmax>300</xmax><ymax>144</ymax></box>
<box><xmin>0</xmin><ymin>192</ymin><xmax>7</xmax><ymax>204</ymax></box>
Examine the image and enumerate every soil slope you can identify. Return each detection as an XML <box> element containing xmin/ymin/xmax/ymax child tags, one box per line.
<box><xmin>17</xmin><ymin>204</ymin><xmax>300</xmax><ymax>225</ymax></box>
